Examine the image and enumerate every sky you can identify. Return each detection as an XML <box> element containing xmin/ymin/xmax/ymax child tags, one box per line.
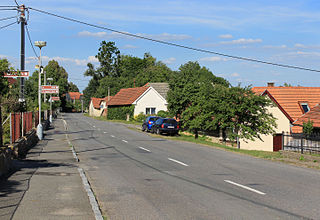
<box><xmin>1</xmin><ymin>0</ymin><xmax>320</xmax><ymax>92</ymax></box>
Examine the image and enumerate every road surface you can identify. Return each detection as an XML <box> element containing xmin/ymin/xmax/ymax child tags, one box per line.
<box><xmin>63</xmin><ymin>113</ymin><xmax>320</xmax><ymax>220</ymax></box>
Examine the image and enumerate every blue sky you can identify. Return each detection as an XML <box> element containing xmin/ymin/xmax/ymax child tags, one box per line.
<box><xmin>1</xmin><ymin>0</ymin><xmax>320</xmax><ymax>92</ymax></box>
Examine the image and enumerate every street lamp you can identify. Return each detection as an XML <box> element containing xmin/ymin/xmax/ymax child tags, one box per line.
<box><xmin>35</xmin><ymin>41</ymin><xmax>46</xmax><ymax>140</ymax></box>
<box><xmin>47</xmin><ymin>77</ymin><xmax>53</xmax><ymax>123</ymax></box>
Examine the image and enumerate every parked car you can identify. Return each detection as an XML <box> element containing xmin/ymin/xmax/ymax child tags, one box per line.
<box><xmin>142</xmin><ymin>116</ymin><xmax>161</xmax><ymax>132</ymax></box>
<box><xmin>151</xmin><ymin>118</ymin><xmax>179</xmax><ymax>135</ymax></box>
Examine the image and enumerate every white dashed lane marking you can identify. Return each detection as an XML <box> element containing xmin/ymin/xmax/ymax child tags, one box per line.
<box><xmin>139</xmin><ymin>147</ymin><xmax>151</xmax><ymax>152</ymax></box>
<box><xmin>224</xmin><ymin>180</ymin><xmax>266</xmax><ymax>195</ymax></box>
<box><xmin>168</xmin><ymin>158</ymin><xmax>189</xmax><ymax>167</ymax></box>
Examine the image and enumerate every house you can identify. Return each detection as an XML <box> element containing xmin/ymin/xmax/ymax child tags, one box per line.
<box><xmin>107</xmin><ymin>83</ymin><xmax>169</xmax><ymax>117</ymax></box>
<box><xmin>293</xmin><ymin>104</ymin><xmax>320</xmax><ymax>133</ymax></box>
<box><xmin>240</xmin><ymin>83</ymin><xmax>320</xmax><ymax>151</ymax></box>
<box><xmin>89</xmin><ymin>96</ymin><xmax>113</xmax><ymax>117</ymax></box>
<box><xmin>66</xmin><ymin>92</ymin><xmax>83</xmax><ymax>103</ymax></box>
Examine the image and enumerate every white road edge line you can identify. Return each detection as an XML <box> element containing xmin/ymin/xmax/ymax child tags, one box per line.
<box><xmin>224</xmin><ymin>180</ymin><xmax>266</xmax><ymax>195</ymax></box>
<box><xmin>103</xmin><ymin>132</ymin><xmax>107</xmax><ymax>134</ymax></box>
<box><xmin>139</xmin><ymin>147</ymin><xmax>151</xmax><ymax>152</ymax></box>
<box><xmin>111</xmin><ymin>135</ymin><xmax>115</xmax><ymax>138</ymax></box>
<box><xmin>122</xmin><ymin>140</ymin><xmax>128</xmax><ymax>143</ymax></box>
<box><xmin>168</xmin><ymin>158</ymin><xmax>189</xmax><ymax>167</ymax></box>
<box><xmin>78</xmin><ymin>168</ymin><xmax>104</xmax><ymax>220</ymax></box>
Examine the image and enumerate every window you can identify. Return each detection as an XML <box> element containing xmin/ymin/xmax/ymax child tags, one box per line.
<box><xmin>146</xmin><ymin>107</ymin><xmax>156</xmax><ymax>115</ymax></box>
<box><xmin>301</xmin><ymin>103</ymin><xmax>310</xmax><ymax>113</ymax></box>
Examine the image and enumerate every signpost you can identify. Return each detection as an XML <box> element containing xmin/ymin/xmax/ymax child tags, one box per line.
<box><xmin>4</xmin><ymin>71</ymin><xmax>29</xmax><ymax>77</ymax></box>
<box><xmin>41</xmin><ymin>85</ymin><xmax>59</xmax><ymax>94</ymax></box>
<box><xmin>50</xmin><ymin>96</ymin><xmax>60</xmax><ymax>101</ymax></box>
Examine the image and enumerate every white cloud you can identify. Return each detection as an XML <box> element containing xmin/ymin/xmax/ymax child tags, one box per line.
<box><xmin>263</xmin><ymin>45</ymin><xmax>287</xmax><ymax>49</ymax></box>
<box><xmin>200</xmin><ymin>56</ymin><xmax>228</xmax><ymax>62</ymax></box>
<box><xmin>78</xmin><ymin>31</ymin><xmax>192</xmax><ymax>41</ymax></box>
<box><xmin>294</xmin><ymin>43</ymin><xmax>305</xmax><ymax>48</ymax></box>
<box><xmin>219</xmin><ymin>34</ymin><xmax>233</xmax><ymax>39</ymax></box>
<box><xmin>163</xmin><ymin>57</ymin><xmax>176</xmax><ymax>65</ymax></box>
<box><xmin>231</xmin><ymin>72</ymin><xmax>240</xmax><ymax>77</ymax></box>
<box><xmin>220</xmin><ymin>38</ymin><xmax>262</xmax><ymax>45</ymax></box>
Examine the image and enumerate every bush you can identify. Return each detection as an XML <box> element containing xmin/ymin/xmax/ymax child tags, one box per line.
<box><xmin>134</xmin><ymin>112</ymin><xmax>146</xmax><ymax>123</ymax></box>
<box><xmin>107</xmin><ymin>105</ymin><xmax>134</xmax><ymax>120</ymax></box>
<box><xmin>157</xmin><ymin>110</ymin><xmax>169</xmax><ymax>118</ymax></box>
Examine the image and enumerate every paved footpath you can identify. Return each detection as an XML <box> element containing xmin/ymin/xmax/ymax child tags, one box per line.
<box><xmin>0</xmin><ymin>118</ymin><xmax>95</xmax><ymax>220</ymax></box>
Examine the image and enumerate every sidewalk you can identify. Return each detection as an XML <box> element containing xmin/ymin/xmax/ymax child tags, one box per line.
<box><xmin>0</xmin><ymin>118</ymin><xmax>95</xmax><ymax>220</ymax></box>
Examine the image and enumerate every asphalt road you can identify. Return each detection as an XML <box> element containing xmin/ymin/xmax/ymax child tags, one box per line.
<box><xmin>63</xmin><ymin>113</ymin><xmax>320</xmax><ymax>220</ymax></box>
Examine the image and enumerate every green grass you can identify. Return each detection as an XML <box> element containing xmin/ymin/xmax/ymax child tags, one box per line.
<box><xmin>155</xmin><ymin>133</ymin><xmax>284</xmax><ymax>160</ymax></box>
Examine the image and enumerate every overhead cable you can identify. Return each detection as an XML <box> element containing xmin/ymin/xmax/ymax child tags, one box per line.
<box><xmin>0</xmin><ymin>21</ymin><xmax>17</xmax><ymax>30</ymax></box>
<box><xmin>25</xmin><ymin>25</ymin><xmax>39</xmax><ymax>57</ymax></box>
<box><xmin>0</xmin><ymin>15</ymin><xmax>17</xmax><ymax>22</ymax></box>
<box><xmin>29</xmin><ymin>7</ymin><xmax>320</xmax><ymax>73</ymax></box>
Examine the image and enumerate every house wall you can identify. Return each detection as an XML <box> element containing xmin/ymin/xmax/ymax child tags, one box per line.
<box><xmin>240</xmin><ymin>99</ymin><xmax>291</xmax><ymax>151</ymax></box>
<box><xmin>134</xmin><ymin>88</ymin><xmax>167</xmax><ymax>116</ymax></box>
<box><xmin>89</xmin><ymin>101</ymin><xmax>102</xmax><ymax>117</ymax></box>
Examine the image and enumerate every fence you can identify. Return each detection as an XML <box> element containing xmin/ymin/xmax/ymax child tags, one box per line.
<box><xmin>283</xmin><ymin>132</ymin><xmax>320</xmax><ymax>154</ymax></box>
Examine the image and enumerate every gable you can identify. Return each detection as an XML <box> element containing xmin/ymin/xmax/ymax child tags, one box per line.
<box><xmin>133</xmin><ymin>87</ymin><xmax>167</xmax><ymax>105</ymax></box>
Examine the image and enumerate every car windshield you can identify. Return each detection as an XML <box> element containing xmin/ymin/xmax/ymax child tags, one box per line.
<box><xmin>163</xmin><ymin>119</ymin><xmax>177</xmax><ymax>124</ymax></box>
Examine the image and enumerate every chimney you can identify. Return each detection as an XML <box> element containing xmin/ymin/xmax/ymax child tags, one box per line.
<box><xmin>267</xmin><ymin>82</ymin><xmax>275</xmax><ymax>87</ymax></box>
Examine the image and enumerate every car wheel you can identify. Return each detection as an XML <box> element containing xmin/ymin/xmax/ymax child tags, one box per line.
<box><xmin>156</xmin><ymin>128</ymin><xmax>161</xmax><ymax>135</ymax></box>
<box><xmin>142</xmin><ymin>125</ymin><xmax>146</xmax><ymax>132</ymax></box>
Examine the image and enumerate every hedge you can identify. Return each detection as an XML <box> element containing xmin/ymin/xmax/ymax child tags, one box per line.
<box><xmin>107</xmin><ymin>105</ymin><xmax>134</xmax><ymax>120</ymax></box>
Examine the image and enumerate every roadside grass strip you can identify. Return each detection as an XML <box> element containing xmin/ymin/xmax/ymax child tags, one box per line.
<box><xmin>224</xmin><ymin>180</ymin><xmax>266</xmax><ymax>195</ymax></box>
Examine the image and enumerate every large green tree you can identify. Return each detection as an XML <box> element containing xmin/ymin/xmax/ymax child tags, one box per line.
<box><xmin>167</xmin><ymin>61</ymin><xmax>229</xmax><ymax>119</ymax></box>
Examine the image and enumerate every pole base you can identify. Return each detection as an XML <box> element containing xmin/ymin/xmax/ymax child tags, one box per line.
<box><xmin>37</xmin><ymin>124</ymin><xmax>43</xmax><ymax>140</ymax></box>
<box><xmin>49</xmin><ymin>115</ymin><xmax>52</xmax><ymax>124</ymax></box>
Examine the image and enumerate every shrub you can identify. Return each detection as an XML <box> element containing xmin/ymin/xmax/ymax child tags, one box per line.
<box><xmin>134</xmin><ymin>112</ymin><xmax>146</xmax><ymax>122</ymax></box>
<box><xmin>107</xmin><ymin>105</ymin><xmax>134</xmax><ymax>120</ymax></box>
<box><xmin>157</xmin><ymin>110</ymin><xmax>169</xmax><ymax>118</ymax></box>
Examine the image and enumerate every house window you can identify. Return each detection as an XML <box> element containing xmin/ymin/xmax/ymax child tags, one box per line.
<box><xmin>301</xmin><ymin>103</ymin><xmax>310</xmax><ymax>113</ymax></box>
<box><xmin>146</xmin><ymin>107</ymin><xmax>156</xmax><ymax>115</ymax></box>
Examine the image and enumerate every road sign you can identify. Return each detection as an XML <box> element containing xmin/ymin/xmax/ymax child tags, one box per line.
<box><xmin>3</xmin><ymin>71</ymin><xmax>29</xmax><ymax>77</ymax></box>
<box><xmin>51</xmin><ymin>96</ymin><xmax>60</xmax><ymax>101</ymax></box>
<box><xmin>41</xmin><ymin>85</ymin><xmax>59</xmax><ymax>94</ymax></box>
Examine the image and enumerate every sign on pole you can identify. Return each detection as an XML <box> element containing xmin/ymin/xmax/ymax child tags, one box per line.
<box><xmin>41</xmin><ymin>85</ymin><xmax>59</xmax><ymax>94</ymax></box>
<box><xmin>4</xmin><ymin>71</ymin><xmax>29</xmax><ymax>77</ymax></box>
<box><xmin>50</xmin><ymin>96</ymin><xmax>60</xmax><ymax>101</ymax></box>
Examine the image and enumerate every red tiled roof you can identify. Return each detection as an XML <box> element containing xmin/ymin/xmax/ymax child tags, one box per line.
<box><xmin>107</xmin><ymin>86</ymin><xmax>148</xmax><ymax>106</ymax></box>
<box><xmin>68</xmin><ymin>92</ymin><xmax>83</xmax><ymax>100</ymax></box>
<box><xmin>7</xmin><ymin>78</ymin><xmax>17</xmax><ymax>85</ymax></box>
<box><xmin>293</xmin><ymin>104</ymin><xmax>320</xmax><ymax>128</ymax></box>
<box><xmin>252</xmin><ymin>87</ymin><xmax>320</xmax><ymax>123</ymax></box>
<box><xmin>91</xmin><ymin>96</ymin><xmax>114</xmax><ymax>109</ymax></box>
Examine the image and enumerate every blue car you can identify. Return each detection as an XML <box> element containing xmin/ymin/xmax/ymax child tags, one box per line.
<box><xmin>142</xmin><ymin>116</ymin><xmax>161</xmax><ymax>132</ymax></box>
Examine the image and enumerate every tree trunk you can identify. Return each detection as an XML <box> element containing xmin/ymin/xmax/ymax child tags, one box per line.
<box><xmin>194</xmin><ymin>128</ymin><xmax>198</xmax><ymax>139</ymax></box>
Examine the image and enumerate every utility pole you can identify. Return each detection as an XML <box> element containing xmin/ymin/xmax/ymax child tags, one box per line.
<box><xmin>19</xmin><ymin>5</ymin><xmax>26</xmax><ymax>103</ymax></box>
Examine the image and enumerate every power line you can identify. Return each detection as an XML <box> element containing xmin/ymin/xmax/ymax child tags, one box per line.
<box><xmin>29</xmin><ymin>7</ymin><xmax>320</xmax><ymax>73</ymax></box>
<box><xmin>25</xmin><ymin>24</ymin><xmax>39</xmax><ymax>57</ymax></box>
<box><xmin>0</xmin><ymin>21</ymin><xmax>17</xmax><ymax>30</ymax></box>
<box><xmin>14</xmin><ymin>0</ymin><xmax>19</xmax><ymax>7</ymax></box>
<box><xmin>0</xmin><ymin>15</ymin><xmax>17</xmax><ymax>22</ymax></box>
<box><xmin>0</xmin><ymin>6</ymin><xmax>17</xmax><ymax>7</ymax></box>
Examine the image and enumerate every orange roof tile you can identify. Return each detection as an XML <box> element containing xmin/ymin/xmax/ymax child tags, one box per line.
<box><xmin>91</xmin><ymin>96</ymin><xmax>114</xmax><ymax>109</ymax></box>
<box><xmin>252</xmin><ymin>86</ymin><xmax>320</xmax><ymax>122</ymax></box>
<box><xmin>68</xmin><ymin>92</ymin><xmax>83</xmax><ymax>100</ymax></box>
<box><xmin>293</xmin><ymin>104</ymin><xmax>320</xmax><ymax>128</ymax></box>
<box><xmin>107</xmin><ymin>86</ymin><xmax>148</xmax><ymax>106</ymax></box>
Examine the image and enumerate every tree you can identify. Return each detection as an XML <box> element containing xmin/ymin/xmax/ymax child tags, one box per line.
<box><xmin>68</xmin><ymin>82</ymin><xmax>79</xmax><ymax>92</ymax></box>
<box><xmin>167</xmin><ymin>61</ymin><xmax>229</xmax><ymax>119</ymax></box>
<box><xmin>303</xmin><ymin>119</ymin><xmax>313</xmax><ymax>136</ymax></box>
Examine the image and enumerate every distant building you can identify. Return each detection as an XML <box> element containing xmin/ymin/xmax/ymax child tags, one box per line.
<box><xmin>66</xmin><ymin>92</ymin><xmax>83</xmax><ymax>103</ymax></box>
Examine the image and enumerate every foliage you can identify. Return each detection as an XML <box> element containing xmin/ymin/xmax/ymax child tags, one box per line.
<box><xmin>68</xmin><ymin>82</ymin><xmax>79</xmax><ymax>92</ymax></box>
<box><xmin>25</xmin><ymin>60</ymin><xmax>69</xmax><ymax>111</ymax></box>
<box><xmin>107</xmin><ymin>105</ymin><xmax>134</xmax><ymax>120</ymax></box>
<box><xmin>134</xmin><ymin>112</ymin><xmax>146</xmax><ymax>123</ymax></box>
<box><xmin>0</xmin><ymin>59</ymin><xmax>10</xmax><ymax>97</ymax></box>
<box><xmin>83</xmin><ymin>42</ymin><xmax>173</xmax><ymax>107</ymax></box>
<box><xmin>303</xmin><ymin>119</ymin><xmax>314</xmax><ymax>135</ymax></box>
<box><xmin>167</xmin><ymin>61</ymin><xmax>229</xmax><ymax>119</ymax></box>
<box><xmin>157</xmin><ymin>110</ymin><xmax>170</xmax><ymax>118</ymax></box>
